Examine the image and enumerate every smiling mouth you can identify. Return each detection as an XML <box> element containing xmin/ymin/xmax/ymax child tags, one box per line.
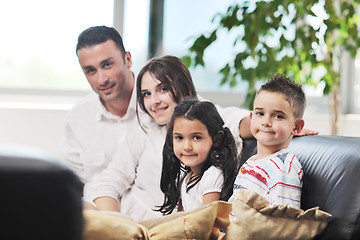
<box><xmin>259</xmin><ymin>130</ymin><xmax>274</xmax><ymax>134</ymax></box>
<box><xmin>153</xmin><ymin>106</ymin><xmax>168</xmax><ymax>114</ymax></box>
<box><xmin>99</xmin><ymin>83</ymin><xmax>115</xmax><ymax>94</ymax></box>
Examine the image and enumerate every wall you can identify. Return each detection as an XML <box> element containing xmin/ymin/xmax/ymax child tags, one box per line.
<box><xmin>0</xmin><ymin>106</ymin><xmax>68</xmax><ymax>158</ymax></box>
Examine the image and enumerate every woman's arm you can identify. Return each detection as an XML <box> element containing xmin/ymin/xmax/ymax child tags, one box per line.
<box><xmin>82</xmin><ymin>123</ymin><xmax>146</xmax><ymax>210</ymax></box>
<box><xmin>93</xmin><ymin>196</ymin><xmax>120</xmax><ymax>211</ymax></box>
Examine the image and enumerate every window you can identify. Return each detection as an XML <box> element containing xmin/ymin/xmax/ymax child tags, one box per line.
<box><xmin>162</xmin><ymin>0</ymin><xmax>247</xmax><ymax>93</ymax></box>
<box><xmin>122</xmin><ymin>0</ymin><xmax>149</xmax><ymax>75</ymax></box>
<box><xmin>2</xmin><ymin>0</ymin><xmax>359</xmax><ymax>115</ymax></box>
<box><xmin>0</xmin><ymin>0</ymin><xmax>113</xmax><ymax>92</ymax></box>
<box><xmin>353</xmin><ymin>52</ymin><xmax>360</xmax><ymax>114</ymax></box>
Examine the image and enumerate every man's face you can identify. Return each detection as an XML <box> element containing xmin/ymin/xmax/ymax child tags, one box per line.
<box><xmin>77</xmin><ymin>40</ymin><xmax>133</xmax><ymax>104</ymax></box>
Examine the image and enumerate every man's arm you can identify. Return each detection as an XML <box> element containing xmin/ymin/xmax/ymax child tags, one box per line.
<box><xmin>239</xmin><ymin>116</ymin><xmax>252</xmax><ymax>139</ymax></box>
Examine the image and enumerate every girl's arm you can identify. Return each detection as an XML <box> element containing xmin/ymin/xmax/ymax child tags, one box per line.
<box><xmin>203</xmin><ymin>192</ymin><xmax>221</xmax><ymax>206</ymax></box>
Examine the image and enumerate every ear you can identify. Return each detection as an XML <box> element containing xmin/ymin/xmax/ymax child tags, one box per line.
<box><xmin>250</xmin><ymin>111</ymin><xmax>253</xmax><ymax>119</ymax></box>
<box><xmin>213</xmin><ymin>131</ymin><xmax>224</xmax><ymax>147</ymax></box>
<box><xmin>292</xmin><ymin>118</ymin><xmax>305</xmax><ymax>136</ymax></box>
<box><xmin>124</xmin><ymin>51</ymin><xmax>132</xmax><ymax>68</ymax></box>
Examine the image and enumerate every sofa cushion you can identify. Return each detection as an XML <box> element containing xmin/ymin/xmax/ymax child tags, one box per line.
<box><xmin>84</xmin><ymin>201</ymin><xmax>232</xmax><ymax>240</ymax></box>
<box><xmin>141</xmin><ymin>201</ymin><xmax>231</xmax><ymax>239</ymax></box>
<box><xmin>84</xmin><ymin>210</ymin><xmax>149</xmax><ymax>240</ymax></box>
<box><xmin>225</xmin><ymin>189</ymin><xmax>331</xmax><ymax>240</ymax></box>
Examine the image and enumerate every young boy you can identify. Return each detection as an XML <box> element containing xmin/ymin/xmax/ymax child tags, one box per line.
<box><xmin>233</xmin><ymin>73</ymin><xmax>305</xmax><ymax>208</ymax></box>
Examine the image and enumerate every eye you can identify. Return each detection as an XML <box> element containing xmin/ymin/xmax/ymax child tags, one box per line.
<box><xmin>142</xmin><ymin>91</ymin><xmax>150</xmax><ymax>98</ymax></box>
<box><xmin>102</xmin><ymin>61</ymin><xmax>113</xmax><ymax>69</ymax></box>
<box><xmin>255</xmin><ymin>111</ymin><xmax>264</xmax><ymax>117</ymax></box>
<box><xmin>85</xmin><ymin>68</ymin><xmax>96</xmax><ymax>75</ymax></box>
<box><xmin>274</xmin><ymin>114</ymin><xmax>284</xmax><ymax>119</ymax></box>
<box><xmin>174</xmin><ymin>135</ymin><xmax>183</xmax><ymax>141</ymax></box>
<box><xmin>160</xmin><ymin>86</ymin><xmax>168</xmax><ymax>92</ymax></box>
<box><xmin>193</xmin><ymin>135</ymin><xmax>201</xmax><ymax>140</ymax></box>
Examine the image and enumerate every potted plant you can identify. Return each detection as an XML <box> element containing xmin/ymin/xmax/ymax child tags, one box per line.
<box><xmin>182</xmin><ymin>0</ymin><xmax>360</xmax><ymax>135</ymax></box>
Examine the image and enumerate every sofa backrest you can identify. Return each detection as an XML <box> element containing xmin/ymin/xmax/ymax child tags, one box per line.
<box><xmin>240</xmin><ymin>135</ymin><xmax>360</xmax><ymax>240</ymax></box>
<box><xmin>0</xmin><ymin>145</ymin><xmax>84</xmax><ymax>240</ymax></box>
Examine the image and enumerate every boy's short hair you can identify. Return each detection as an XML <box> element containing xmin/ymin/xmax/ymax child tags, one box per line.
<box><xmin>258</xmin><ymin>73</ymin><xmax>306</xmax><ymax>118</ymax></box>
<box><xmin>76</xmin><ymin>26</ymin><xmax>126</xmax><ymax>58</ymax></box>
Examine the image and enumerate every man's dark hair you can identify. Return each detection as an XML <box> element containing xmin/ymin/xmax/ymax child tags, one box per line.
<box><xmin>76</xmin><ymin>26</ymin><xmax>126</xmax><ymax>59</ymax></box>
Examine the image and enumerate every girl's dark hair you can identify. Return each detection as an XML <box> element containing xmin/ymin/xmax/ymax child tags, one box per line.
<box><xmin>157</xmin><ymin>99</ymin><xmax>239</xmax><ymax>214</ymax></box>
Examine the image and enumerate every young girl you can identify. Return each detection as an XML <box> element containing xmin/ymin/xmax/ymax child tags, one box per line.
<box><xmin>158</xmin><ymin>99</ymin><xmax>239</xmax><ymax>214</ymax></box>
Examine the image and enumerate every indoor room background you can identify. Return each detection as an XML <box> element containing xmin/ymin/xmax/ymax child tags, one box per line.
<box><xmin>1</xmin><ymin>0</ymin><xmax>359</xmax><ymax>158</ymax></box>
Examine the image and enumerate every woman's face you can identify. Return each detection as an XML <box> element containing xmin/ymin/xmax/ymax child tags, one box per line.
<box><xmin>141</xmin><ymin>71</ymin><xmax>178</xmax><ymax>125</ymax></box>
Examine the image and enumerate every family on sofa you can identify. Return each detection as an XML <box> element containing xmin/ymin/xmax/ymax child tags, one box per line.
<box><xmin>57</xmin><ymin>26</ymin><xmax>359</xmax><ymax>239</ymax></box>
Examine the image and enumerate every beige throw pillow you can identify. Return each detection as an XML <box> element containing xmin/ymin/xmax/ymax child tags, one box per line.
<box><xmin>83</xmin><ymin>201</ymin><xmax>232</xmax><ymax>240</ymax></box>
<box><xmin>225</xmin><ymin>189</ymin><xmax>332</xmax><ymax>240</ymax></box>
<box><xmin>84</xmin><ymin>210</ymin><xmax>150</xmax><ymax>240</ymax></box>
<box><xmin>140</xmin><ymin>201</ymin><xmax>232</xmax><ymax>240</ymax></box>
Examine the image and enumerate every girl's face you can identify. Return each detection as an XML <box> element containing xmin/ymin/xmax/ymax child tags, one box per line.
<box><xmin>172</xmin><ymin>117</ymin><xmax>213</xmax><ymax>175</ymax></box>
<box><xmin>250</xmin><ymin>90</ymin><xmax>297</xmax><ymax>153</ymax></box>
<box><xmin>141</xmin><ymin>71</ymin><xmax>178</xmax><ymax>125</ymax></box>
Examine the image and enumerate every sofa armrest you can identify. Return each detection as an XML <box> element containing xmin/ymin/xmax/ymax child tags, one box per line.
<box><xmin>240</xmin><ymin>135</ymin><xmax>360</xmax><ymax>240</ymax></box>
<box><xmin>0</xmin><ymin>145</ymin><xmax>83</xmax><ymax>240</ymax></box>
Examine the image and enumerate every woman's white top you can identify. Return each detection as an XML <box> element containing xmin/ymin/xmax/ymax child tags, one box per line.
<box><xmin>83</xmin><ymin>120</ymin><xmax>166</xmax><ymax>222</ymax></box>
<box><xmin>180</xmin><ymin>166</ymin><xmax>224</xmax><ymax>212</ymax></box>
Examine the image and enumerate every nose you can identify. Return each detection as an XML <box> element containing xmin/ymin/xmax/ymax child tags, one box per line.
<box><xmin>150</xmin><ymin>92</ymin><xmax>161</xmax><ymax>105</ymax></box>
<box><xmin>262</xmin><ymin>116</ymin><xmax>272</xmax><ymax>127</ymax></box>
<box><xmin>183</xmin><ymin>139</ymin><xmax>192</xmax><ymax>151</ymax></box>
<box><xmin>98</xmin><ymin>70</ymin><xmax>109</xmax><ymax>86</ymax></box>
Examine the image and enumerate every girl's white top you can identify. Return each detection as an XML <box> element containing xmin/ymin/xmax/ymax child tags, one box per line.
<box><xmin>180</xmin><ymin>166</ymin><xmax>224</xmax><ymax>211</ymax></box>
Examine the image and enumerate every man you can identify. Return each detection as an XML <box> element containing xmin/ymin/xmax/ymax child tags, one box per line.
<box><xmin>59</xmin><ymin>26</ymin><xmax>149</xmax><ymax>184</ymax></box>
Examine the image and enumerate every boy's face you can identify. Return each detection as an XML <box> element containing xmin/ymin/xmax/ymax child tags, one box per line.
<box><xmin>250</xmin><ymin>90</ymin><xmax>302</xmax><ymax>151</ymax></box>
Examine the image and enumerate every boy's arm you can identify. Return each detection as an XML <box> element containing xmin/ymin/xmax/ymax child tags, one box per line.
<box><xmin>239</xmin><ymin>116</ymin><xmax>252</xmax><ymax>139</ymax></box>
